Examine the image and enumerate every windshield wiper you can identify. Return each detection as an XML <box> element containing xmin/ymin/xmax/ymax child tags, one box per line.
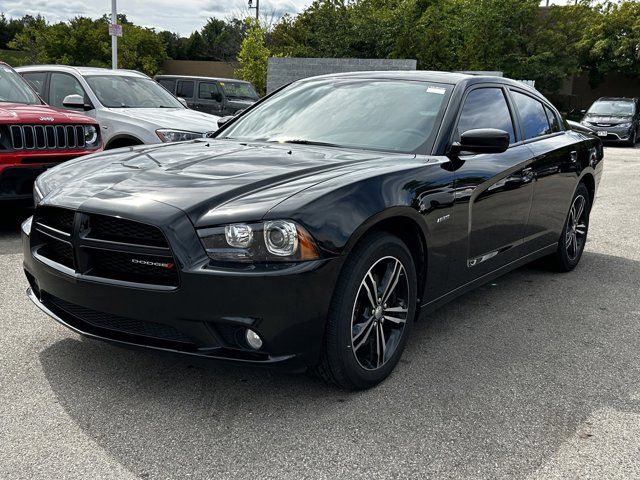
<box><xmin>280</xmin><ymin>139</ymin><xmax>342</xmax><ymax>148</ymax></box>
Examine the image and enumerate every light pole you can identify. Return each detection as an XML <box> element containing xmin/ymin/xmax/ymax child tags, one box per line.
<box><xmin>111</xmin><ymin>0</ymin><xmax>117</xmax><ymax>69</ymax></box>
<box><xmin>248</xmin><ymin>0</ymin><xmax>259</xmax><ymax>20</ymax></box>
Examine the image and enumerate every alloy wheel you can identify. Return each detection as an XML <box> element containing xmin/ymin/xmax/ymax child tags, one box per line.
<box><xmin>565</xmin><ymin>194</ymin><xmax>588</xmax><ymax>261</ymax></box>
<box><xmin>350</xmin><ymin>256</ymin><xmax>410</xmax><ymax>370</ymax></box>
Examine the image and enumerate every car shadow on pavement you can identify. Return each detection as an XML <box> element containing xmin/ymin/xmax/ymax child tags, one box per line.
<box><xmin>38</xmin><ymin>251</ymin><xmax>640</xmax><ymax>479</ymax></box>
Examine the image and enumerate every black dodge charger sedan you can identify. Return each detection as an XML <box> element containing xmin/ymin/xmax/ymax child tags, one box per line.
<box><xmin>23</xmin><ymin>72</ymin><xmax>604</xmax><ymax>389</ymax></box>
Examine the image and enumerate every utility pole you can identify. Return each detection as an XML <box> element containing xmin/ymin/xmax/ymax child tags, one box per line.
<box><xmin>111</xmin><ymin>0</ymin><xmax>117</xmax><ymax>69</ymax></box>
<box><xmin>248</xmin><ymin>0</ymin><xmax>260</xmax><ymax>20</ymax></box>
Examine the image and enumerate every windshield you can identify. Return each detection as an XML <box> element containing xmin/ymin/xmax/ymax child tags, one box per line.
<box><xmin>218</xmin><ymin>79</ymin><xmax>451</xmax><ymax>153</ymax></box>
<box><xmin>220</xmin><ymin>81</ymin><xmax>259</xmax><ymax>100</ymax></box>
<box><xmin>0</xmin><ymin>64</ymin><xmax>40</xmax><ymax>104</ymax></box>
<box><xmin>588</xmin><ymin>100</ymin><xmax>635</xmax><ymax>116</ymax></box>
<box><xmin>85</xmin><ymin>75</ymin><xmax>184</xmax><ymax>108</ymax></box>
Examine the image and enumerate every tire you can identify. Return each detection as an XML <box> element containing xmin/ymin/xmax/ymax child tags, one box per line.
<box><xmin>627</xmin><ymin>130</ymin><xmax>637</xmax><ymax>147</ymax></box>
<box><xmin>314</xmin><ymin>232</ymin><xmax>418</xmax><ymax>390</ymax></box>
<box><xmin>550</xmin><ymin>183</ymin><xmax>591</xmax><ymax>272</ymax></box>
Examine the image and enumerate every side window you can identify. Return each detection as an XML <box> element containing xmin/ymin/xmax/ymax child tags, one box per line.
<box><xmin>457</xmin><ymin>88</ymin><xmax>515</xmax><ymax>144</ymax></box>
<box><xmin>544</xmin><ymin>105</ymin><xmax>561</xmax><ymax>133</ymax></box>
<box><xmin>49</xmin><ymin>73</ymin><xmax>85</xmax><ymax>108</ymax></box>
<box><xmin>512</xmin><ymin>91</ymin><xmax>551</xmax><ymax>140</ymax></box>
<box><xmin>198</xmin><ymin>82</ymin><xmax>221</xmax><ymax>100</ymax></box>
<box><xmin>176</xmin><ymin>80</ymin><xmax>194</xmax><ymax>99</ymax></box>
<box><xmin>22</xmin><ymin>72</ymin><xmax>47</xmax><ymax>97</ymax></box>
<box><xmin>157</xmin><ymin>79</ymin><xmax>175</xmax><ymax>93</ymax></box>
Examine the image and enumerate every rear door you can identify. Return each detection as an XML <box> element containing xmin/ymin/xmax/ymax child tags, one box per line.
<box><xmin>175</xmin><ymin>80</ymin><xmax>195</xmax><ymax>108</ymax></box>
<box><xmin>510</xmin><ymin>88</ymin><xmax>585</xmax><ymax>252</ymax></box>
<box><xmin>450</xmin><ymin>85</ymin><xmax>536</xmax><ymax>284</ymax></box>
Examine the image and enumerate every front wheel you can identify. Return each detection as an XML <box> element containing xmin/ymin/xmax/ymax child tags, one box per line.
<box><xmin>314</xmin><ymin>232</ymin><xmax>418</xmax><ymax>390</ymax></box>
<box><xmin>550</xmin><ymin>183</ymin><xmax>591</xmax><ymax>272</ymax></box>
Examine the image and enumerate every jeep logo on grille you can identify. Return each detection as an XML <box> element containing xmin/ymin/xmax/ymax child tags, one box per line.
<box><xmin>39</xmin><ymin>116</ymin><xmax>55</xmax><ymax>122</ymax></box>
<box><xmin>131</xmin><ymin>258</ymin><xmax>174</xmax><ymax>269</ymax></box>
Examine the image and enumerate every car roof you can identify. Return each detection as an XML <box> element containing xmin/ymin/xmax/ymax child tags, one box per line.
<box><xmin>155</xmin><ymin>74</ymin><xmax>250</xmax><ymax>84</ymax></box>
<box><xmin>16</xmin><ymin>64</ymin><xmax>149</xmax><ymax>78</ymax></box>
<box><xmin>297</xmin><ymin>70</ymin><xmax>539</xmax><ymax>92</ymax></box>
<box><xmin>595</xmin><ymin>97</ymin><xmax>638</xmax><ymax>102</ymax></box>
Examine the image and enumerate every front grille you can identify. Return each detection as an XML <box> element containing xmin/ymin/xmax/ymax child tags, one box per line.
<box><xmin>32</xmin><ymin>207</ymin><xmax>179</xmax><ymax>287</ymax></box>
<box><xmin>35</xmin><ymin>206</ymin><xmax>75</xmax><ymax>234</ymax></box>
<box><xmin>88</xmin><ymin>214</ymin><xmax>169</xmax><ymax>248</ymax></box>
<box><xmin>86</xmin><ymin>248</ymin><xmax>178</xmax><ymax>286</ymax></box>
<box><xmin>46</xmin><ymin>294</ymin><xmax>194</xmax><ymax>344</ymax></box>
<box><xmin>39</xmin><ymin>240</ymin><xmax>74</xmax><ymax>269</ymax></box>
<box><xmin>10</xmin><ymin>124</ymin><xmax>86</xmax><ymax>150</ymax></box>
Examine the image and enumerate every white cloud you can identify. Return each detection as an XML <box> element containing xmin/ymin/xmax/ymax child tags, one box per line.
<box><xmin>3</xmin><ymin>0</ymin><xmax>310</xmax><ymax>36</ymax></box>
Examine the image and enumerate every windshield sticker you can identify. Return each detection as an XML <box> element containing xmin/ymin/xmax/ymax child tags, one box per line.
<box><xmin>427</xmin><ymin>86</ymin><xmax>446</xmax><ymax>95</ymax></box>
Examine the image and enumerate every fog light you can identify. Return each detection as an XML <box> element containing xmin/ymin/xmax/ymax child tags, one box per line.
<box><xmin>245</xmin><ymin>329</ymin><xmax>263</xmax><ymax>350</ymax></box>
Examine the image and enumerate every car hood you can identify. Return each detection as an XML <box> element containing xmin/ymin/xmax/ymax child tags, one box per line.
<box><xmin>38</xmin><ymin>139</ymin><xmax>413</xmax><ymax>227</ymax></box>
<box><xmin>105</xmin><ymin>107</ymin><xmax>220</xmax><ymax>133</ymax></box>
<box><xmin>583</xmin><ymin>115</ymin><xmax>633</xmax><ymax>125</ymax></box>
<box><xmin>0</xmin><ymin>102</ymin><xmax>95</xmax><ymax>124</ymax></box>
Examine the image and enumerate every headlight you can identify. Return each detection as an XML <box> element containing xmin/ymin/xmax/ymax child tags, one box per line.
<box><xmin>156</xmin><ymin>129</ymin><xmax>203</xmax><ymax>142</ymax></box>
<box><xmin>198</xmin><ymin>220</ymin><xmax>320</xmax><ymax>263</ymax></box>
<box><xmin>83</xmin><ymin>125</ymin><xmax>99</xmax><ymax>147</ymax></box>
<box><xmin>618</xmin><ymin>122</ymin><xmax>632</xmax><ymax>128</ymax></box>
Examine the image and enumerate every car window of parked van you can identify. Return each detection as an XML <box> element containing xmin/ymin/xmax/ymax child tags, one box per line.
<box><xmin>176</xmin><ymin>80</ymin><xmax>194</xmax><ymax>99</ymax></box>
<box><xmin>511</xmin><ymin>91</ymin><xmax>552</xmax><ymax>140</ymax></box>
<box><xmin>199</xmin><ymin>82</ymin><xmax>221</xmax><ymax>100</ymax></box>
<box><xmin>456</xmin><ymin>88</ymin><xmax>516</xmax><ymax>144</ymax></box>
<box><xmin>21</xmin><ymin>72</ymin><xmax>47</xmax><ymax>97</ymax></box>
<box><xmin>157</xmin><ymin>78</ymin><xmax>175</xmax><ymax>93</ymax></box>
<box><xmin>49</xmin><ymin>72</ymin><xmax>85</xmax><ymax>108</ymax></box>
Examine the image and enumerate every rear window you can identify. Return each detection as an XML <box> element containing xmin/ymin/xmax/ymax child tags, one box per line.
<box><xmin>157</xmin><ymin>78</ymin><xmax>175</xmax><ymax>93</ymax></box>
<box><xmin>512</xmin><ymin>91</ymin><xmax>551</xmax><ymax>140</ymax></box>
<box><xmin>176</xmin><ymin>80</ymin><xmax>194</xmax><ymax>99</ymax></box>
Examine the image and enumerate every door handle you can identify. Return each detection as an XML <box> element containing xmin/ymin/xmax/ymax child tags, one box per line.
<box><xmin>570</xmin><ymin>151</ymin><xmax>578</xmax><ymax>163</ymax></box>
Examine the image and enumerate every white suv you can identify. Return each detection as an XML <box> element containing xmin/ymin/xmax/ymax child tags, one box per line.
<box><xmin>17</xmin><ymin>65</ymin><xmax>220</xmax><ymax>149</ymax></box>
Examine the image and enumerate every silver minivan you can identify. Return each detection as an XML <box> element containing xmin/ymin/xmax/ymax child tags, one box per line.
<box><xmin>18</xmin><ymin>65</ymin><xmax>220</xmax><ymax>149</ymax></box>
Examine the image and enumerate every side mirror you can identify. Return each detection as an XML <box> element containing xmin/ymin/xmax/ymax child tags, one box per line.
<box><xmin>217</xmin><ymin>116</ymin><xmax>234</xmax><ymax>128</ymax></box>
<box><xmin>177</xmin><ymin>97</ymin><xmax>188</xmax><ymax>108</ymax></box>
<box><xmin>450</xmin><ymin>128</ymin><xmax>510</xmax><ymax>155</ymax></box>
<box><xmin>580</xmin><ymin>109</ymin><xmax>587</xmax><ymax>115</ymax></box>
<box><xmin>63</xmin><ymin>94</ymin><xmax>91</xmax><ymax>110</ymax></box>
<box><xmin>213</xmin><ymin>93</ymin><xmax>223</xmax><ymax>103</ymax></box>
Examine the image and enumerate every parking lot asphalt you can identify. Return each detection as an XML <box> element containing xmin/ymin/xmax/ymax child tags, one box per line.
<box><xmin>1</xmin><ymin>146</ymin><xmax>639</xmax><ymax>480</ymax></box>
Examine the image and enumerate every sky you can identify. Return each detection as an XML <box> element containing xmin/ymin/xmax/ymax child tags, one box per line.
<box><xmin>2</xmin><ymin>0</ymin><xmax>596</xmax><ymax>37</ymax></box>
<box><xmin>2</xmin><ymin>0</ymin><xmax>312</xmax><ymax>36</ymax></box>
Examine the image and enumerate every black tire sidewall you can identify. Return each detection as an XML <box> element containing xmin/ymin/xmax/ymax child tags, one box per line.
<box><xmin>328</xmin><ymin>233</ymin><xmax>417</xmax><ymax>389</ymax></box>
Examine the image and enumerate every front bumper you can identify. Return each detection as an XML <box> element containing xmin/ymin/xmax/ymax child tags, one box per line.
<box><xmin>22</xmin><ymin>212</ymin><xmax>343</xmax><ymax>368</ymax></box>
<box><xmin>0</xmin><ymin>150</ymin><xmax>100</xmax><ymax>200</ymax></box>
<box><xmin>587</xmin><ymin>125</ymin><xmax>634</xmax><ymax>143</ymax></box>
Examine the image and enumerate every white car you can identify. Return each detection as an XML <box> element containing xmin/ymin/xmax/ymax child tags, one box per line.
<box><xmin>17</xmin><ymin>65</ymin><xmax>220</xmax><ymax>149</ymax></box>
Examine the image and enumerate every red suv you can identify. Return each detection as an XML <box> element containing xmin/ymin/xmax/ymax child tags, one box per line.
<box><xmin>0</xmin><ymin>62</ymin><xmax>101</xmax><ymax>201</ymax></box>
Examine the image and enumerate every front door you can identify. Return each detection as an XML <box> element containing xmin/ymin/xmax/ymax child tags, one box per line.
<box><xmin>448</xmin><ymin>86</ymin><xmax>536</xmax><ymax>286</ymax></box>
<box><xmin>195</xmin><ymin>81</ymin><xmax>224</xmax><ymax>115</ymax></box>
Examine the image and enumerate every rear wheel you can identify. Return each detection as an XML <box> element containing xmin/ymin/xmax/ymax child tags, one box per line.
<box><xmin>550</xmin><ymin>183</ymin><xmax>591</xmax><ymax>272</ymax></box>
<box><xmin>314</xmin><ymin>232</ymin><xmax>417</xmax><ymax>390</ymax></box>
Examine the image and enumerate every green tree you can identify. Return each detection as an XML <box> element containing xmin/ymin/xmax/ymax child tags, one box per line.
<box><xmin>236</xmin><ymin>18</ymin><xmax>270</xmax><ymax>95</ymax></box>
<box><xmin>579</xmin><ymin>0</ymin><xmax>640</xmax><ymax>85</ymax></box>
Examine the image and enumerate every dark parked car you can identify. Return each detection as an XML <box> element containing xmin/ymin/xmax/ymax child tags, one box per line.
<box><xmin>580</xmin><ymin>97</ymin><xmax>640</xmax><ymax>146</ymax></box>
<box><xmin>155</xmin><ymin>75</ymin><xmax>259</xmax><ymax>116</ymax></box>
<box><xmin>23</xmin><ymin>72</ymin><xmax>603</xmax><ymax>390</ymax></box>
